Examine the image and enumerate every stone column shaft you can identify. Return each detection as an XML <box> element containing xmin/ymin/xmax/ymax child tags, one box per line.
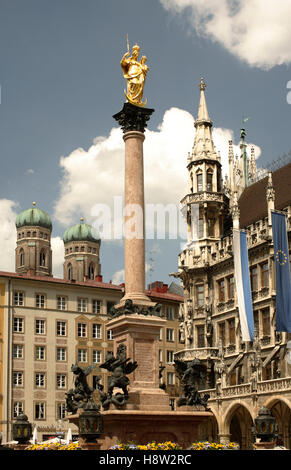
<box><xmin>123</xmin><ymin>131</ymin><xmax>148</xmax><ymax>303</ymax></box>
<box><xmin>113</xmin><ymin>102</ymin><xmax>154</xmax><ymax>307</ymax></box>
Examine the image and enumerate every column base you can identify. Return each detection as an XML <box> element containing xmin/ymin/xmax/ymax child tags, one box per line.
<box><xmin>115</xmin><ymin>293</ymin><xmax>156</xmax><ymax>310</ymax></box>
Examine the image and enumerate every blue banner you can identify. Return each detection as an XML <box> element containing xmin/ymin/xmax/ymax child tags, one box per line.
<box><xmin>233</xmin><ymin>229</ymin><xmax>254</xmax><ymax>341</ymax></box>
<box><xmin>271</xmin><ymin>211</ymin><xmax>291</xmax><ymax>332</ymax></box>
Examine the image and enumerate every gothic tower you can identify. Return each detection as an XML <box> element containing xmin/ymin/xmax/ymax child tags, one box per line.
<box><xmin>63</xmin><ymin>218</ymin><xmax>101</xmax><ymax>282</ymax></box>
<box><xmin>15</xmin><ymin>202</ymin><xmax>53</xmax><ymax>276</ymax></box>
<box><xmin>182</xmin><ymin>78</ymin><xmax>228</xmax><ymax>250</ymax></box>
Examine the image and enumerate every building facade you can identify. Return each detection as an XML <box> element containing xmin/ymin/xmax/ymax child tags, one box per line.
<box><xmin>0</xmin><ymin>207</ymin><xmax>183</xmax><ymax>443</ymax></box>
<box><xmin>173</xmin><ymin>79</ymin><xmax>291</xmax><ymax>449</ymax></box>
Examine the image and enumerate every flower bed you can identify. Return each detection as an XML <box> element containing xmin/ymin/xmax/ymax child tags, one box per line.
<box><xmin>109</xmin><ymin>441</ymin><xmax>181</xmax><ymax>450</ymax></box>
<box><xmin>190</xmin><ymin>441</ymin><xmax>239</xmax><ymax>450</ymax></box>
<box><xmin>109</xmin><ymin>441</ymin><xmax>239</xmax><ymax>450</ymax></box>
<box><xmin>25</xmin><ymin>441</ymin><xmax>81</xmax><ymax>450</ymax></box>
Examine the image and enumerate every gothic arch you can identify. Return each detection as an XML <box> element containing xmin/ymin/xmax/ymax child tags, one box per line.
<box><xmin>222</xmin><ymin>401</ymin><xmax>254</xmax><ymax>450</ymax></box>
<box><xmin>88</xmin><ymin>262</ymin><xmax>95</xmax><ymax>280</ymax></box>
<box><xmin>19</xmin><ymin>248</ymin><xmax>25</xmax><ymax>267</ymax></box>
<box><xmin>39</xmin><ymin>249</ymin><xmax>46</xmax><ymax>267</ymax></box>
<box><xmin>67</xmin><ymin>263</ymin><xmax>73</xmax><ymax>281</ymax></box>
<box><xmin>264</xmin><ymin>396</ymin><xmax>291</xmax><ymax>449</ymax></box>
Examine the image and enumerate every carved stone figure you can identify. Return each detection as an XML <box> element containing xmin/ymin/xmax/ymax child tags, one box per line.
<box><xmin>108</xmin><ymin>299</ymin><xmax>163</xmax><ymax>319</ymax></box>
<box><xmin>99</xmin><ymin>344</ymin><xmax>138</xmax><ymax>410</ymax></box>
<box><xmin>65</xmin><ymin>363</ymin><xmax>96</xmax><ymax>413</ymax></box>
<box><xmin>159</xmin><ymin>363</ymin><xmax>166</xmax><ymax>390</ymax></box>
<box><xmin>179</xmin><ymin>321</ymin><xmax>185</xmax><ymax>343</ymax></box>
<box><xmin>174</xmin><ymin>358</ymin><xmax>210</xmax><ymax>410</ymax></box>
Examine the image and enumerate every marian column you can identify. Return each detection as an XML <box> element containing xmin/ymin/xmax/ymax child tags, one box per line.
<box><xmin>113</xmin><ymin>103</ymin><xmax>154</xmax><ymax>306</ymax></box>
<box><xmin>108</xmin><ymin>42</ymin><xmax>169</xmax><ymax>409</ymax></box>
<box><xmin>113</xmin><ymin>43</ymin><xmax>154</xmax><ymax>307</ymax></box>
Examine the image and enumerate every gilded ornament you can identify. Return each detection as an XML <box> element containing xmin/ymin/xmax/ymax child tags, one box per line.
<box><xmin>120</xmin><ymin>39</ymin><xmax>149</xmax><ymax>107</ymax></box>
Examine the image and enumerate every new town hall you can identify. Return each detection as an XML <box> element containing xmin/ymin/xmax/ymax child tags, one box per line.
<box><xmin>0</xmin><ymin>79</ymin><xmax>291</xmax><ymax>449</ymax></box>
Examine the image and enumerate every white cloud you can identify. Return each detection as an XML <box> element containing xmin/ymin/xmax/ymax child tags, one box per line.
<box><xmin>53</xmin><ymin>107</ymin><xmax>261</xmax><ymax>240</ymax></box>
<box><xmin>112</xmin><ymin>268</ymin><xmax>124</xmax><ymax>285</ymax></box>
<box><xmin>51</xmin><ymin>236</ymin><xmax>65</xmax><ymax>278</ymax></box>
<box><xmin>160</xmin><ymin>0</ymin><xmax>291</xmax><ymax>69</ymax></box>
<box><xmin>0</xmin><ymin>200</ymin><xmax>18</xmax><ymax>271</ymax></box>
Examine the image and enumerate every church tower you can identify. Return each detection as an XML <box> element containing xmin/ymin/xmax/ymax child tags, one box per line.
<box><xmin>182</xmin><ymin>78</ymin><xmax>228</xmax><ymax>249</ymax></box>
<box><xmin>15</xmin><ymin>202</ymin><xmax>53</xmax><ymax>276</ymax></box>
<box><xmin>63</xmin><ymin>218</ymin><xmax>101</xmax><ymax>282</ymax></box>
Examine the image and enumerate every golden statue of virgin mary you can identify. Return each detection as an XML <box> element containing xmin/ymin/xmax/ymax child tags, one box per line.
<box><xmin>120</xmin><ymin>41</ymin><xmax>149</xmax><ymax>107</ymax></box>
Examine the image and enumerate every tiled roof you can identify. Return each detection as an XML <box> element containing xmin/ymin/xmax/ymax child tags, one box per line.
<box><xmin>239</xmin><ymin>162</ymin><xmax>291</xmax><ymax>228</ymax></box>
<box><xmin>0</xmin><ymin>271</ymin><xmax>183</xmax><ymax>302</ymax></box>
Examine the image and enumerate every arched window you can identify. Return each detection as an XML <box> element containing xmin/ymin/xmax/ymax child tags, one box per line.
<box><xmin>68</xmin><ymin>263</ymin><xmax>72</xmax><ymax>281</ymax></box>
<box><xmin>88</xmin><ymin>264</ymin><xmax>95</xmax><ymax>280</ymax></box>
<box><xmin>196</xmin><ymin>172</ymin><xmax>203</xmax><ymax>192</ymax></box>
<box><xmin>19</xmin><ymin>249</ymin><xmax>25</xmax><ymax>267</ymax></box>
<box><xmin>206</xmin><ymin>170</ymin><xmax>213</xmax><ymax>192</ymax></box>
<box><xmin>39</xmin><ymin>250</ymin><xmax>46</xmax><ymax>267</ymax></box>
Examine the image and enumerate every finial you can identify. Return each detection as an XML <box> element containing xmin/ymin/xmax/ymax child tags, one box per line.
<box><xmin>32</xmin><ymin>201</ymin><xmax>36</xmax><ymax>206</ymax></box>
<box><xmin>80</xmin><ymin>217</ymin><xmax>84</xmax><ymax>223</ymax></box>
<box><xmin>199</xmin><ymin>77</ymin><xmax>206</xmax><ymax>91</ymax></box>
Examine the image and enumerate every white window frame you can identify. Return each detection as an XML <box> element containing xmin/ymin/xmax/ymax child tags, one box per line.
<box><xmin>57</xmin><ymin>374</ymin><xmax>67</xmax><ymax>389</ymax></box>
<box><xmin>13</xmin><ymin>401</ymin><xmax>24</xmax><ymax>418</ymax></box>
<box><xmin>13</xmin><ymin>291</ymin><xmax>24</xmax><ymax>306</ymax></box>
<box><xmin>107</xmin><ymin>329</ymin><xmax>113</xmax><ymax>340</ymax></box>
<box><xmin>166</xmin><ymin>350</ymin><xmax>174</xmax><ymax>364</ymax></box>
<box><xmin>35</xmin><ymin>319</ymin><xmax>46</xmax><ymax>335</ymax></box>
<box><xmin>56</xmin><ymin>347</ymin><xmax>66</xmax><ymax>362</ymax></box>
<box><xmin>35</xmin><ymin>402</ymin><xmax>46</xmax><ymax>420</ymax></box>
<box><xmin>35</xmin><ymin>345</ymin><xmax>46</xmax><ymax>361</ymax></box>
<box><xmin>36</xmin><ymin>294</ymin><xmax>46</xmax><ymax>308</ymax></box>
<box><xmin>57</xmin><ymin>296</ymin><xmax>67</xmax><ymax>310</ymax></box>
<box><xmin>13</xmin><ymin>344</ymin><xmax>23</xmax><ymax>359</ymax></box>
<box><xmin>35</xmin><ymin>372</ymin><xmax>45</xmax><ymax>388</ymax></box>
<box><xmin>13</xmin><ymin>317</ymin><xmax>24</xmax><ymax>333</ymax></box>
<box><xmin>166</xmin><ymin>328</ymin><xmax>174</xmax><ymax>342</ymax></box>
<box><xmin>78</xmin><ymin>298</ymin><xmax>87</xmax><ymax>313</ymax></box>
<box><xmin>92</xmin><ymin>299</ymin><xmax>101</xmax><ymax>314</ymax></box>
<box><xmin>78</xmin><ymin>349</ymin><xmax>87</xmax><ymax>363</ymax></box>
<box><xmin>92</xmin><ymin>350</ymin><xmax>102</xmax><ymax>364</ymax></box>
<box><xmin>57</xmin><ymin>320</ymin><xmax>66</xmax><ymax>336</ymax></box>
<box><xmin>13</xmin><ymin>371</ymin><xmax>23</xmax><ymax>387</ymax></box>
<box><xmin>78</xmin><ymin>322</ymin><xmax>87</xmax><ymax>338</ymax></box>
<box><xmin>92</xmin><ymin>323</ymin><xmax>102</xmax><ymax>339</ymax></box>
<box><xmin>57</xmin><ymin>403</ymin><xmax>66</xmax><ymax>420</ymax></box>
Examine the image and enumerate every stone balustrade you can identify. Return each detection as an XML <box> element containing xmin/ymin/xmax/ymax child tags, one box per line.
<box><xmin>174</xmin><ymin>347</ymin><xmax>219</xmax><ymax>362</ymax></box>
<box><xmin>201</xmin><ymin>377</ymin><xmax>291</xmax><ymax>402</ymax></box>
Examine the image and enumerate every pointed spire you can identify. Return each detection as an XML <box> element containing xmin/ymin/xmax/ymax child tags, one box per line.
<box><xmin>195</xmin><ymin>77</ymin><xmax>212</xmax><ymax>125</ymax></box>
<box><xmin>191</xmin><ymin>77</ymin><xmax>217</xmax><ymax>161</ymax></box>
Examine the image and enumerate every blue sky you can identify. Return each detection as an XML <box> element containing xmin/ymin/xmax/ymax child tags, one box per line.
<box><xmin>0</xmin><ymin>0</ymin><xmax>291</xmax><ymax>285</ymax></box>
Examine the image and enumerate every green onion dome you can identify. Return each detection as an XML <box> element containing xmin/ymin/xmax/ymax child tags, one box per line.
<box><xmin>15</xmin><ymin>203</ymin><xmax>52</xmax><ymax>230</ymax></box>
<box><xmin>63</xmin><ymin>219</ymin><xmax>100</xmax><ymax>244</ymax></box>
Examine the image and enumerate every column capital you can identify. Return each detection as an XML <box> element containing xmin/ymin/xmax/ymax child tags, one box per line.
<box><xmin>113</xmin><ymin>102</ymin><xmax>154</xmax><ymax>134</ymax></box>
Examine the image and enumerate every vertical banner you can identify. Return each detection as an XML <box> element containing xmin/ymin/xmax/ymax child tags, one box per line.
<box><xmin>233</xmin><ymin>229</ymin><xmax>255</xmax><ymax>341</ymax></box>
<box><xmin>271</xmin><ymin>211</ymin><xmax>291</xmax><ymax>332</ymax></box>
